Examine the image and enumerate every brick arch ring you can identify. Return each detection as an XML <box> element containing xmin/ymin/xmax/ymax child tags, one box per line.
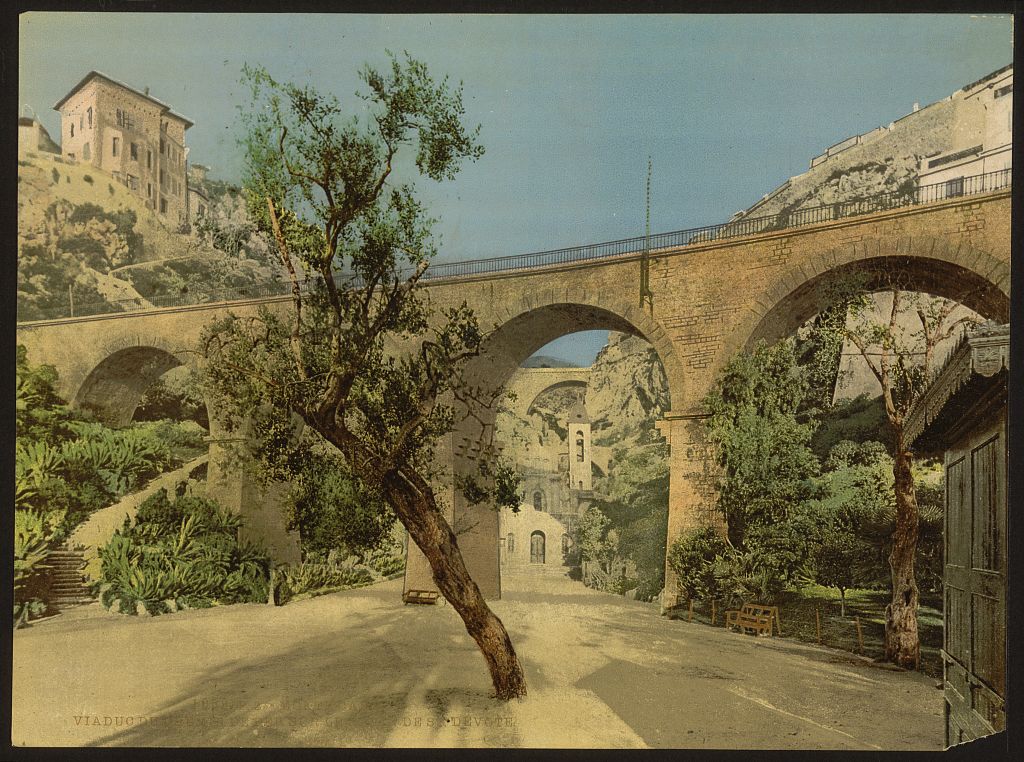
<box><xmin>482</xmin><ymin>285</ymin><xmax>690</xmax><ymax>415</ymax></box>
<box><xmin>722</xmin><ymin>235</ymin><xmax>1011</xmax><ymax>362</ymax></box>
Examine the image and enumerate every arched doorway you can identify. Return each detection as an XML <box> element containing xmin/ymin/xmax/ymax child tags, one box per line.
<box><xmin>530</xmin><ymin>531</ymin><xmax>546</xmax><ymax>564</ymax></box>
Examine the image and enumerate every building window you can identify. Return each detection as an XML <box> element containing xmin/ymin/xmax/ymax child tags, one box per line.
<box><xmin>116</xmin><ymin>109</ymin><xmax>134</xmax><ymax>130</ymax></box>
<box><xmin>127</xmin><ymin>174</ymin><xmax>138</xmax><ymax>192</ymax></box>
<box><xmin>147</xmin><ymin>183</ymin><xmax>152</xmax><ymax>199</ymax></box>
<box><xmin>160</xmin><ymin>198</ymin><xmax>168</xmax><ymax>214</ymax></box>
<box><xmin>147</xmin><ymin>149</ymin><xmax>152</xmax><ymax>169</ymax></box>
<box><xmin>507</xmin><ymin>533</ymin><xmax>515</xmax><ymax>555</ymax></box>
<box><xmin>112</xmin><ymin>137</ymin><xmax>120</xmax><ymax>157</ymax></box>
<box><xmin>576</xmin><ymin>434</ymin><xmax>585</xmax><ymax>462</ymax></box>
<box><xmin>160</xmin><ymin>137</ymin><xmax>165</xmax><ymax>155</ymax></box>
<box><xmin>70</xmin><ymin>123</ymin><xmax>74</xmax><ymax>138</ymax></box>
<box><xmin>946</xmin><ymin>176</ymin><xmax>964</xmax><ymax>198</ymax></box>
<box><xmin>130</xmin><ymin>142</ymin><xmax>138</xmax><ymax>161</ymax></box>
<box><xmin>579</xmin><ymin>480</ymin><xmax>584</xmax><ymax>490</ymax></box>
<box><xmin>533</xmin><ymin>491</ymin><xmax>544</xmax><ymax>512</ymax></box>
<box><xmin>87</xmin><ymin>107</ymin><xmax>92</xmax><ymax>128</ymax></box>
<box><xmin>82</xmin><ymin>142</ymin><xmax>90</xmax><ymax>160</ymax></box>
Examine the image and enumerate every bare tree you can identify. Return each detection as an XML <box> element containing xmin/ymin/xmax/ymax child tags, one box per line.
<box><xmin>834</xmin><ymin>277</ymin><xmax>978</xmax><ymax>668</ymax></box>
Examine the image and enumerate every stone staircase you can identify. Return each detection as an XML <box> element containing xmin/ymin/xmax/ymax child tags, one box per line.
<box><xmin>45</xmin><ymin>548</ymin><xmax>93</xmax><ymax>609</ymax></box>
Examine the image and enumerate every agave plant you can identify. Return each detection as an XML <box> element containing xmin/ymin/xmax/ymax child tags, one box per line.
<box><xmin>15</xmin><ymin>440</ymin><xmax>64</xmax><ymax>489</ymax></box>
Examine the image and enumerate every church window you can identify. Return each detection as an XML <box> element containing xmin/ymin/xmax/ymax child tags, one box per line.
<box><xmin>576</xmin><ymin>434</ymin><xmax>585</xmax><ymax>462</ymax></box>
<box><xmin>533</xmin><ymin>491</ymin><xmax>544</xmax><ymax>512</ymax></box>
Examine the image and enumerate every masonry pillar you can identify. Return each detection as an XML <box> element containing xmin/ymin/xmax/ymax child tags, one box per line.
<box><xmin>402</xmin><ymin>429</ymin><xmax>503</xmax><ymax>601</ymax></box>
<box><xmin>205</xmin><ymin>418</ymin><xmax>301</xmax><ymax>565</ymax></box>
<box><xmin>655</xmin><ymin>409</ymin><xmax>721</xmax><ymax>612</ymax></box>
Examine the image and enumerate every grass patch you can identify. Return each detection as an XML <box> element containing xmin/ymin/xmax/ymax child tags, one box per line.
<box><xmin>669</xmin><ymin>585</ymin><xmax>943</xmax><ymax>677</ymax></box>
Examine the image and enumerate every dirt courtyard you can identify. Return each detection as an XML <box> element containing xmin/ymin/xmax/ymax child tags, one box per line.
<box><xmin>11</xmin><ymin>565</ymin><xmax>944</xmax><ymax>749</ymax></box>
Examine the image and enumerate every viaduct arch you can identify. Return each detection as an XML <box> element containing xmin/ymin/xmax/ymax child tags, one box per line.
<box><xmin>16</xmin><ymin>191</ymin><xmax>1011</xmax><ymax>604</ymax></box>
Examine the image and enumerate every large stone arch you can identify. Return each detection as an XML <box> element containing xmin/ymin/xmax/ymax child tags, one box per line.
<box><xmin>466</xmin><ymin>294</ymin><xmax>686</xmax><ymax>417</ymax></box>
<box><xmin>404</xmin><ymin>297</ymin><xmax>683</xmax><ymax>600</ymax></box>
<box><xmin>72</xmin><ymin>336</ymin><xmax>191</xmax><ymax>427</ymax></box>
<box><xmin>727</xmin><ymin>235</ymin><xmax>1010</xmax><ymax>360</ymax></box>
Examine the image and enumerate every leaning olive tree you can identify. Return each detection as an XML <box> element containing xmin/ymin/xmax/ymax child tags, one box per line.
<box><xmin>200</xmin><ymin>56</ymin><xmax>527</xmax><ymax>699</ymax></box>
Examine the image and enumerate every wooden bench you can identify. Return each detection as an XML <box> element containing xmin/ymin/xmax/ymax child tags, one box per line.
<box><xmin>724</xmin><ymin>603</ymin><xmax>780</xmax><ymax>636</ymax></box>
<box><xmin>403</xmin><ymin>590</ymin><xmax>440</xmax><ymax>605</ymax></box>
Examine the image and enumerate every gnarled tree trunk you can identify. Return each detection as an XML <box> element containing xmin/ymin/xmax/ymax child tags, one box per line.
<box><xmin>884</xmin><ymin>428</ymin><xmax>921</xmax><ymax>669</ymax></box>
<box><xmin>385</xmin><ymin>470</ymin><xmax>527</xmax><ymax>700</ymax></box>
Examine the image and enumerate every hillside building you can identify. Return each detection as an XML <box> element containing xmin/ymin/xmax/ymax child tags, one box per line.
<box><xmin>918</xmin><ymin>65</ymin><xmax>1012</xmax><ymax>197</ymax></box>
<box><xmin>53</xmin><ymin>71</ymin><xmax>193</xmax><ymax>227</ymax></box>
<box><xmin>18</xmin><ymin>116</ymin><xmax>61</xmax><ymax>155</ymax></box>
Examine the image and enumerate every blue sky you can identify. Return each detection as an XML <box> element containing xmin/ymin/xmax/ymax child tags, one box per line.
<box><xmin>19</xmin><ymin>13</ymin><xmax>1012</xmax><ymax>365</ymax></box>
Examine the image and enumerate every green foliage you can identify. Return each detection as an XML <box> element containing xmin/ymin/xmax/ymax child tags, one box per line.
<box><xmin>568</xmin><ymin>506</ymin><xmax>614</xmax><ymax>569</ymax></box>
<box><xmin>16</xmin><ymin>346</ymin><xmax>200</xmax><ymax>538</ymax></box>
<box><xmin>286</xmin><ymin>450</ymin><xmax>397</xmax><ymax>556</ymax></box>
<box><xmin>98</xmin><ymin>490</ymin><xmax>271</xmax><ymax>615</ymax></box>
<box><xmin>587</xmin><ymin>442</ymin><xmax>670</xmax><ymax>600</ymax></box>
<box><xmin>667</xmin><ymin>526</ymin><xmax>729</xmax><ymax>600</ymax></box>
<box><xmin>811</xmin><ymin>526</ymin><xmax>871</xmax><ymax>615</ymax></box>
<box><xmin>272</xmin><ymin>552</ymin><xmax>376</xmax><ymax>605</ymax></box>
<box><xmin>704</xmin><ymin>339</ymin><xmax>822</xmax><ymax>547</ymax></box>
<box><xmin>201</xmin><ymin>55</ymin><xmax>494</xmax><ymax>523</ymax></box>
<box><xmin>14</xmin><ymin>509</ymin><xmax>59</xmax><ymax>626</ymax></box>
<box><xmin>133</xmin><ymin>370</ymin><xmax>210</xmax><ymax>429</ymax></box>
<box><xmin>811</xmin><ymin>394</ymin><xmax>892</xmax><ymax>458</ymax></box>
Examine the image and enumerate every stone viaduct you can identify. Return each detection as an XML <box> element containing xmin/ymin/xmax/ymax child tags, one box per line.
<box><xmin>16</xmin><ymin>189</ymin><xmax>1012</xmax><ymax>605</ymax></box>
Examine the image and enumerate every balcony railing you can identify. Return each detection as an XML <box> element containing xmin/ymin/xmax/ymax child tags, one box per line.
<box><xmin>17</xmin><ymin>168</ymin><xmax>1011</xmax><ymax>323</ymax></box>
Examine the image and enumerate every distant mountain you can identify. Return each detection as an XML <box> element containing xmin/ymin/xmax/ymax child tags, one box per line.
<box><xmin>521</xmin><ymin>355</ymin><xmax>580</xmax><ymax>368</ymax></box>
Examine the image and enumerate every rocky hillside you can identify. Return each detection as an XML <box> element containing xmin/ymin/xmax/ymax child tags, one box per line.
<box><xmin>17</xmin><ymin>150</ymin><xmax>284</xmax><ymax>322</ymax></box>
<box><xmin>585</xmin><ymin>333</ymin><xmax>669</xmax><ymax>445</ymax></box>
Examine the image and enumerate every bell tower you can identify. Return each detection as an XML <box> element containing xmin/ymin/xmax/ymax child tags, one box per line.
<box><xmin>566</xmin><ymin>401</ymin><xmax>592</xmax><ymax>493</ymax></box>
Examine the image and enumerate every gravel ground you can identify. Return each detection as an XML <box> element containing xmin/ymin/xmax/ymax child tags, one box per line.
<box><xmin>11</xmin><ymin>564</ymin><xmax>943</xmax><ymax>749</ymax></box>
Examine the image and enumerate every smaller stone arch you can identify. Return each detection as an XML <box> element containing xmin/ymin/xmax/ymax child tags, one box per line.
<box><xmin>74</xmin><ymin>343</ymin><xmax>190</xmax><ymax>427</ymax></box>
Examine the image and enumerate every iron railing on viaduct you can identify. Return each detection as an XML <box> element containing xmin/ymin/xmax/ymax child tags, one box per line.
<box><xmin>18</xmin><ymin>168</ymin><xmax>1011</xmax><ymax>323</ymax></box>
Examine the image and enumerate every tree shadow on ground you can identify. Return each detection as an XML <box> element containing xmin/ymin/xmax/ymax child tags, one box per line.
<box><xmin>84</xmin><ymin>597</ymin><xmax>506</xmax><ymax>747</ymax></box>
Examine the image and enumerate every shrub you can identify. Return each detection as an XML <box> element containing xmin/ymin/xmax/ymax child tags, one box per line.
<box><xmin>667</xmin><ymin>525</ymin><xmax>729</xmax><ymax>601</ymax></box>
<box><xmin>272</xmin><ymin>552</ymin><xmax>375</xmax><ymax>605</ymax></box>
<box><xmin>98</xmin><ymin>490</ymin><xmax>271</xmax><ymax>615</ymax></box>
<box><xmin>14</xmin><ymin>509</ymin><xmax>60</xmax><ymax>626</ymax></box>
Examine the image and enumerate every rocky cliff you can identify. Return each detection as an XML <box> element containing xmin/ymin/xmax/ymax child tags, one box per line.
<box><xmin>585</xmin><ymin>332</ymin><xmax>669</xmax><ymax>445</ymax></box>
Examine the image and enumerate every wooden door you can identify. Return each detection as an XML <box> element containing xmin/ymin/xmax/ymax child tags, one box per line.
<box><xmin>943</xmin><ymin>418</ymin><xmax>1006</xmax><ymax>745</ymax></box>
<box><xmin>530</xmin><ymin>531</ymin><xmax>545</xmax><ymax>564</ymax></box>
